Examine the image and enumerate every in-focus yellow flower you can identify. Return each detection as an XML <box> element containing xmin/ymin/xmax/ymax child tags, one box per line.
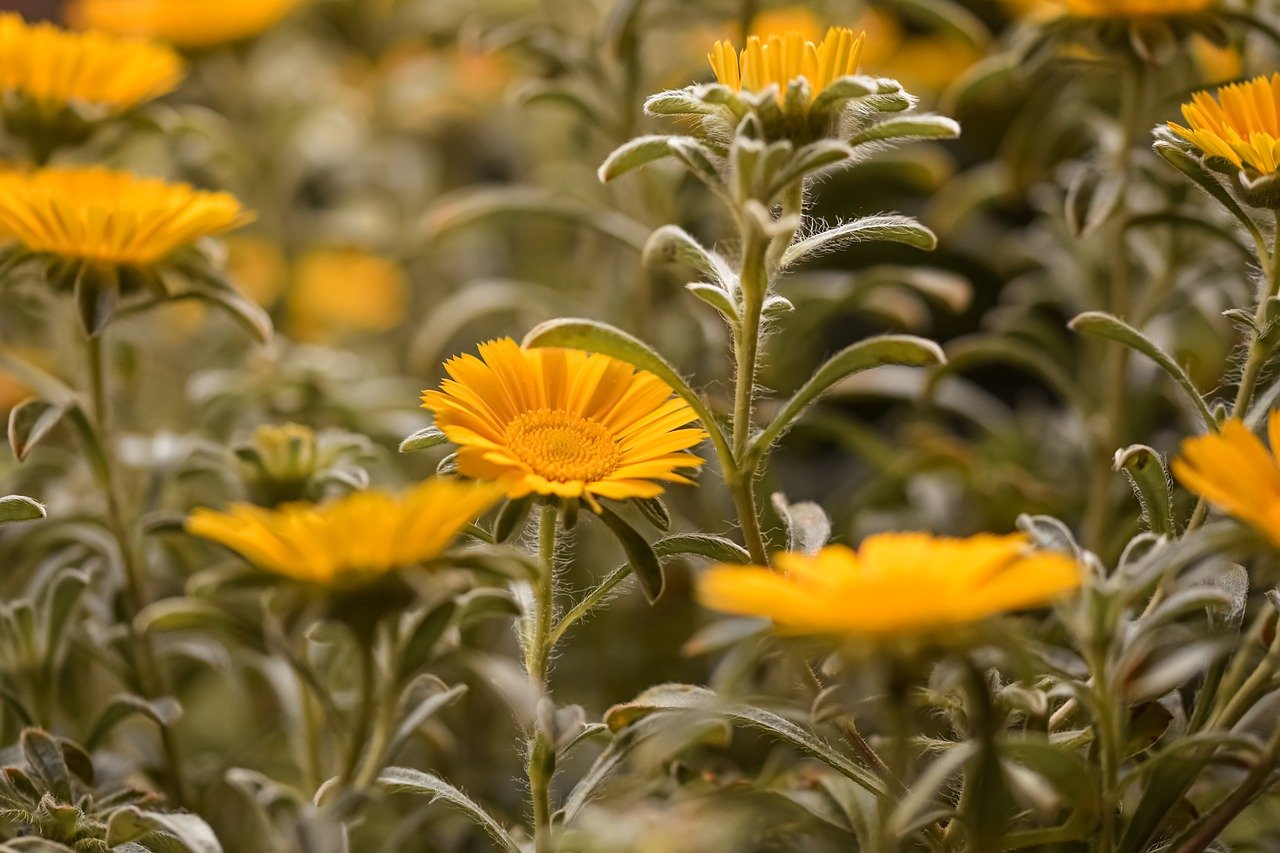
<box><xmin>289</xmin><ymin>248</ymin><xmax>407</xmax><ymax>342</ymax></box>
<box><xmin>1062</xmin><ymin>0</ymin><xmax>1211</xmax><ymax>15</ymax></box>
<box><xmin>708</xmin><ymin>27</ymin><xmax>865</xmax><ymax>104</ymax></box>
<box><xmin>422</xmin><ymin>338</ymin><xmax>706</xmax><ymax>508</ymax></box>
<box><xmin>699</xmin><ymin>533</ymin><xmax>1082</xmax><ymax>639</ymax></box>
<box><xmin>1173</xmin><ymin>413</ymin><xmax>1280</xmax><ymax>547</ymax></box>
<box><xmin>1171</xmin><ymin>74</ymin><xmax>1280</xmax><ymax>175</ymax></box>
<box><xmin>0</xmin><ymin>167</ymin><xmax>250</xmax><ymax>267</ymax></box>
<box><xmin>0</xmin><ymin>13</ymin><xmax>182</xmax><ymax>114</ymax></box>
<box><xmin>67</xmin><ymin>0</ymin><xmax>306</xmax><ymax>49</ymax></box>
<box><xmin>186</xmin><ymin>479</ymin><xmax>503</xmax><ymax>584</ymax></box>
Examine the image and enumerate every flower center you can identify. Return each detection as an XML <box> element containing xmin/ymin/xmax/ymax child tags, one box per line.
<box><xmin>503</xmin><ymin>408</ymin><xmax>622</xmax><ymax>483</ymax></box>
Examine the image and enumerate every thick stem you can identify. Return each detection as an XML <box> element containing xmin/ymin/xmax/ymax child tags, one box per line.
<box><xmin>83</xmin><ymin>332</ymin><xmax>189</xmax><ymax>807</ymax></box>
<box><xmin>527</xmin><ymin>504</ymin><xmax>559</xmax><ymax>853</ymax></box>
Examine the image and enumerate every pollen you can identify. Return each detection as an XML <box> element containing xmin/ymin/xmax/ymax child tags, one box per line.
<box><xmin>503</xmin><ymin>408</ymin><xmax>622</xmax><ymax>484</ymax></box>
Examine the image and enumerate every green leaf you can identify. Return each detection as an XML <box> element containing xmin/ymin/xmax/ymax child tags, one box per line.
<box><xmin>8</xmin><ymin>399</ymin><xmax>67</xmax><ymax>463</ymax></box>
<box><xmin>492</xmin><ymin>496</ymin><xmax>533</xmax><ymax>543</ymax></box>
<box><xmin>781</xmin><ymin>216</ymin><xmax>937</xmax><ymax>269</ymax></box>
<box><xmin>596</xmin><ymin>506</ymin><xmax>664</xmax><ymax>603</ymax></box>
<box><xmin>604</xmin><ymin>684</ymin><xmax>885</xmax><ymax>796</ymax></box>
<box><xmin>771</xmin><ymin>493</ymin><xmax>831</xmax><ymax>556</ymax></box>
<box><xmin>73</xmin><ymin>265</ymin><xmax>120</xmax><ymax>338</ymax></box>
<box><xmin>685</xmin><ymin>282</ymin><xmax>740</xmax><ymax>321</ymax></box>
<box><xmin>396</xmin><ymin>601</ymin><xmax>457</xmax><ymax>685</ymax></box>
<box><xmin>643</xmin><ymin>89</ymin><xmax>719</xmax><ymax>117</ymax></box>
<box><xmin>655</xmin><ymin>534</ymin><xmax>752</xmax><ymax>564</ymax></box>
<box><xmin>848</xmin><ymin>114</ymin><xmax>960</xmax><ymax>147</ymax></box>
<box><xmin>181</xmin><ymin>286</ymin><xmax>273</xmax><ymax>345</ymax></box>
<box><xmin>810</xmin><ymin>75</ymin><xmax>880</xmax><ymax>114</ymax></box>
<box><xmin>0</xmin><ymin>495</ymin><xmax>44</xmax><ymax>524</ymax></box>
<box><xmin>106</xmin><ymin>806</ymin><xmax>222</xmax><ymax>852</ymax></box>
<box><xmin>135</xmin><ymin>598</ymin><xmax>263</xmax><ymax>651</ymax></box>
<box><xmin>748</xmin><ymin>335</ymin><xmax>945</xmax><ymax>465</ymax></box>
<box><xmin>642</xmin><ymin>225</ymin><xmax>737</xmax><ymax>290</ymax></box>
<box><xmin>1114</xmin><ymin>445</ymin><xmax>1176</xmax><ymax>537</ymax></box>
<box><xmin>378</xmin><ymin>767</ymin><xmax>519</xmax><ymax>853</ymax></box>
<box><xmin>633</xmin><ymin>496</ymin><xmax>671</xmax><ymax>531</ymax></box>
<box><xmin>769</xmin><ymin>141</ymin><xmax>856</xmax><ymax>195</ymax></box>
<box><xmin>85</xmin><ymin>694</ymin><xmax>182</xmax><ymax>751</ymax></box>
<box><xmin>598</xmin><ymin>135</ymin><xmax>682</xmax><ymax>182</ymax></box>
<box><xmin>1069</xmin><ymin>311</ymin><xmax>1215</xmax><ymax>429</ymax></box>
<box><xmin>522</xmin><ymin>318</ymin><xmax>731</xmax><ymax>467</ymax></box>
<box><xmin>21</xmin><ymin>730</ymin><xmax>71</xmax><ymax>803</ymax></box>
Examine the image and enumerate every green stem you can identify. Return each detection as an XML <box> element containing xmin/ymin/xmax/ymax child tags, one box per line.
<box><xmin>340</xmin><ymin>641</ymin><xmax>377</xmax><ymax>790</ymax></box>
<box><xmin>1170</xmin><ymin>721</ymin><xmax>1280</xmax><ymax>853</ymax></box>
<box><xmin>729</xmin><ymin>233</ymin><xmax>771</xmax><ymax>566</ymax></box>
<box><xmin>527</xmin><ymin>504</ymin><xmax>559</xmax><ymax>853</ymax></box>
<box><xmin>83</xmin><ymin>332</ymin><xmax>189</xmax><ymax>808</ymax></box>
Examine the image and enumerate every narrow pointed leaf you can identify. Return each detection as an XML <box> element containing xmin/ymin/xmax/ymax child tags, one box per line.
<box><xmin>749</xmin><ymin>336</ymin><xmax>945</xmax><ymax>463</ymax></box>
<box><xmin>849</xmin><ymin>115</ymin><xmax>960</xmax><ymax>147</ymax></box>
<box><xmin>1069</xmin><ymin>311</ymin><xmax>1215</xmax><ymax>429</ymax></box>
<box><xmin>597</xmin><ymin>505</ymin><xmax>664</xmax><ymax>603</ymax></box>
<box><xmin>379</xmin><ymin>767</ymin><xmax>520</xmax><ymax>853</ymax></box>
<box><xmin>0</xmin><ymin>495</ymin><xmax>44</xmax><ymax>524</ymax></box>
<box><xmin>782</xmin><ymin>215</ymin><xmax>937</xmax><ymax>269</ymax></box>
<box><xmin>401</xmin><ymin>425</ymin><xmax>448</xmax><ymax>453</ymax></box>
<box><xmin>1114</xmin><ymin>445</ymin><xmax>1176</xmax><ymax>537</ymax></box>
<box><xmin>8</xmin><ymin>399</ymin><xmax>66</xmax><ymax>462</ymax></box>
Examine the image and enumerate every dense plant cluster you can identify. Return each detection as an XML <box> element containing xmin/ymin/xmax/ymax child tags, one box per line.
<box><xmin>2</xmin><ymin>0</ymin><xmax>1280</xmax><ymax>850</ymax></box>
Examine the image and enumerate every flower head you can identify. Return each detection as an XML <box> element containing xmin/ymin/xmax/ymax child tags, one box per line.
<box><xmin>1170</xmin><ymin>74</ymin><xmax>1280</xmax><ymax>176</ymax></box>
<box><xmin>1173</xmin><ymin>413</ymin><xmax>1280</xmax><ymax>547</ymax></box>
<box><xmin>67</xmin><ymin>0</ymin><xmax>306</xmax><ymax>49</ymax></box>
<box><xmin>1061</xmin><ymin>0</ymin><xmax>1212</xmax><ymax>16</ymax></box>
<box><xmin>0</xmin><ymin>13</ymin><xmax>182</xmax><ymax>115</ymax></box>
<box><xmin>186</xmin><ymin>479</ymin><xmax>503</xmax><ymax>585</ymax></box>
<box><xmin>289</xmin><ymin>248</ymin><xmax>407</xmax><ymax>342</ymax></box>
<box><xmin>699</xmin><ymin>533</ymin><xmax>1082</xmax><ymax>639</ymax></box>
<box><xmin>422</xmin><ymin>338</ymin><xmax>706</xmax><ymax>508</ymax></box>
<box><xmin>708</xmin><ymin>27</ymin><xmax>865</xmax><ymax>104</ymax></box>
<box><xmin>0</xmin><ymin>167</ymin><xmax>250</xmax><ymax>268</ymax></box>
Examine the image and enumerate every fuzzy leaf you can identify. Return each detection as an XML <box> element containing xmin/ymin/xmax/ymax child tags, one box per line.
<box><xmin>8</xmin><ymin>399</ymin><xmax>66</xmax><ymax>463</ymax></box>
<box><xmin>379</xmin><ymin>767</ymin><xmax>519</xmax><ymax>853</ymax></box>
<box><xmin>848</xmin><ymin>115</ymin><xmax>960</xmax><ymax>147</ymax></box>
<box><xmin>782</xmin><ymin>215</ymin><xmax>937</xmax><ymax>269</ymax></box>
<box><xmin>598</xmin><ymin>135</ymin><xmax>681</xmax><ymax>182</ymax></box>
<box><xmin>597</xmin><ymin>505</ymin><xmax>664</xmax><ymax>603</ymax></box>
<box><xmin>399</xmin><ymin>426</ymin><xmax>448</xmax><ymax>453</ymax></box>
<box><xmin>643</xmin><ymin>225</ymin><xmax>737</xmax><ymax>290</ymax></box>
<box><xmin>1069</xmin><ymin>311</ymin><xmax>1215</xmax><ymax>429</ymax></box>
<box><xmin>0</xmin><ymin>495</ymin><xmax>44</xmax><ymax>524</ymax></box>
<box><xmin>1114</xmin><ymin>445</ymin><xmax>1176</xmax><ymax>537</ymax></box>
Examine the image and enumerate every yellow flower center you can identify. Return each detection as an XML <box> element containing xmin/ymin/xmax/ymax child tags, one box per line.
<box><xmin>503</xmin><ymin>408</ymin><xmax>621</xmax><ymax>483</ymax></box>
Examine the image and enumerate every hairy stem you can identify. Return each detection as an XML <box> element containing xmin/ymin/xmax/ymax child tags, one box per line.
<box><xmin>527</xmin><ymin>504</ymin><xmax>559</xmax><ymax>853</ymax></box>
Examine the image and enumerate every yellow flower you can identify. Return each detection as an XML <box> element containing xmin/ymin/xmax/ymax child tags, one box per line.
<box><xmin>699</xmin><ymin>533</ymin><xmax>1082</xmax><ymax>639</ymax></box>
<box><xmin>421</xmin><ymin>338</ymin><xmax>706</xmax><ymax>507</ymax></box>
<box><xmin>226</xmin><ymin>235</ymin><xmax>288</xmax><ymax>307</ymax></box>
<box><xmin>708</xmin><ymin>27</ymin><xmax>865</xmax><ymax>104</ymax></box>
<box><xmin>749</xmin><ymin>7</ymin><xmax>826</xmax><ymax>42</ymax></box>
<box><xmin>66</xmin><ymin>0</ymin><xmax>306</xmax><ymax>49</ymax></box>
<box><xmin>1173</xmin><ymin>413</ymin><xmax>1280</xmax><ymax>547</ymax></box>
<box><xmin>0</xmin><ymin>167</ymin><xmax>251</xmax><ymax>267</ymax></box>
<box><xmin>186</xmin><ymin>479</ymin><xmax>503</xmax><ymax>585</ymax></box>
<box><xmin>1170</xmin><ymin>74</ymin><xmax>1280</xmax><ymax>175</ymax></box>
<box><xmin>0</xmin><ymin>13</ymin><xmax>182</xmax><ymax>114</ymax></box>
<box><xmin>1061</xmin><ymin>0</ymin><xmax>1212</xmax><ymax>16</ymax></box>
<box><xmin>288</xmin><ymin>248</ymin><xmax>407</xmax><ymax>343</ymax></box>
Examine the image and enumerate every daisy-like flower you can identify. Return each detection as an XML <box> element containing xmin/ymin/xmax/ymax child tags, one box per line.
<box><xmin>0</xmin><ymin>167</ymin><xmax>250</xmax><ymax>268</ymax></box>
<box><xmin>421</xmin><ymin>338</ymin><xmax>706</xmax><ymax>508</ymax></box>
<box><xmin>1173</xmin><ymin>413</ymin><xmax>1280</xmax><ymax>547</ymax></box>
<box><xmin>1170</xmin><ymin>74</ymin><xmax>1280</xmax><ymax>176</ymax></box>
<box><xmin>0</xmin><ymin>12</ymin><xmax>182</xmax><ymax>115</ymax></box>
<box><xmin>66</xmin><ymin>0</ymin><xmax>306</xmax><ymax>49</ymax></box>
<box><xmin>186</xmin><ymin>479</ymin><xmax>503</xmax><ymax>585</ymax></box>
<box><xmin>699</xmin><ymin>533</ymin><xmax>1081</xmax><ymax>639</ymax></box>
<box><xmin>708</xmin><ymin>26</ymin><xmax>865</xmax><ymax>105</ymax></box>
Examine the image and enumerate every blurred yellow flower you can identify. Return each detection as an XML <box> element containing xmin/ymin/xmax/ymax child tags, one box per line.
<box><xmin>67</xmin><ymin>0</ymin><xmax>306</xmax><ymax>49</ymax></box>
<box><xmin>1171</xmin><ymin>74</ymin><xmax>1280</xmax><ymax>175</ymax></box>
<box><xmin>699</xmin><ymin>533</ymin><xmax>1082</xmax><ymax>639</ymax></box>
<box><xmin>226</xmin><ymin>235</ymin><xmax>288</xmax><ymax>307</ymax></box>
<box><xmin>0</xmin><ymin>13</ymin><xmax>182</xmax><ymax>114</ymax></box>
<box><xmin>0</xmin><ymin>369</ymin><xmax>28</xmax><ymax>411</ymax></box>
<box><xmin>422</xmin><ymin>338</ymin><xmax>706</xmax><ymax>508</ymax></box>
<box><xmin>708</xmin><ymin>27</ymin><xmax>865</xmax><ymax>104</ymax></box>
<box><xmin>749</xmin><ymin>7</ymin><xmax>825</xmax><ymax>42</ymax></box>
<box><xmin>289</xmin><ymin>248</ymin><xmax>407</xmax><ymax>342</ymax></box>
<box><xmin>1173</xmin><ymin>413</ymin><xmax>1280</xmax><ymax>547</ymax></box>
<box><xmin>186</xmin><ymin>478</ymin><xmax>502</xmax><ymax>585</ymax></box>
<box><xmin>0</xmin><ymin>167</ymin><xmax>250</xmax><ymax>267</ymax></box>
<box><xmin>852</xmin><ymin>9</ymin><xmax>980</xmax><ymax>94</ymax></box>
<box><xmin>1062</xmin><ymin>0</ymin><xmax>1211</xmax><ymax>15</ymax></box>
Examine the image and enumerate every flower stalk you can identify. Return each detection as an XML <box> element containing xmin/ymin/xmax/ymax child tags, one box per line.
<box><xmin>526</xmin><ymin>503</ymin><xmax>559</xmax><ymax>853</ymax></box>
